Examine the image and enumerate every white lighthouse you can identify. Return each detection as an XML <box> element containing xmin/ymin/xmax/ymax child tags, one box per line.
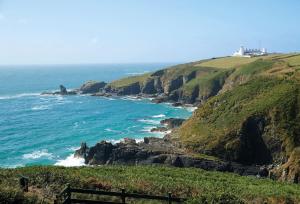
<box><xmin>233</xmin><ymin>46</ymin><xmax>268</xmax><ymax>57</ymax></box>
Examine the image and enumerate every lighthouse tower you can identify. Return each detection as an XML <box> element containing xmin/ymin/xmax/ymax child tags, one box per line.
<box><xmin>238</xmin><ymin>46</ymin><xmax>245</xmax><ymax>56</ymax></box>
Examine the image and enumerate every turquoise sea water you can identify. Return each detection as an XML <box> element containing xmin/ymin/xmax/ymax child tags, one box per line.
<box><xmin>0</xmin><ymin>64</ymin><xmax>192</xmax><ymax>168</ymax></box>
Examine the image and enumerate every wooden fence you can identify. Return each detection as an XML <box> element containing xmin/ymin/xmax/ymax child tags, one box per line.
<box><xmin>54</xmin><ymin>184</ymin><xmax>186</xmax><ymax>204</ymax></box>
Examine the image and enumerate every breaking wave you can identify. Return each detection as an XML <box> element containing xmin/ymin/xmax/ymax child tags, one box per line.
<box><xmin>23</xmin><ymin>149</ymin><xmax>54</xmax><ymax>160</ymax></box>
<box><xmin>55</xmin><ymin>154</ymin><xmax>85</xmax><ymax>167</ymax></box>
<box><xmin>0</xmin><ymin>92</ymin><xmax>40</xmax><ymax>100</ymax></box>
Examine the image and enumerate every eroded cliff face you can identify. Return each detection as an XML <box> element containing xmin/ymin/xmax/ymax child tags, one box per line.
<box><xmin>105</xmin><ymin>66</ymin><xmax>228</xmax><ymax>104</ymax></box>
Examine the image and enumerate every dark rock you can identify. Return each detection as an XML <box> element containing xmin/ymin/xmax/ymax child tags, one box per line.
<box><xmin>141</xmin><ymin>78</ymin><xmax>156</xmax><ymax>94</ymax></box>
<box><xmin>117</xmin><ymin>82</ymin><xmax>141</xmax><ymax>95</ymax></box>
<box><xmin>151</xmin><ymin>95</ymin><xmax>169</xmax><ymax>103</ymax></box>
<box><xmin>59</xmin><ymin>85</ymin><xmax>68</xmax><ymax>95</ymax></box>
<box><xmin>87</xmin><ymin>141</ymin><xmax>114</xmax><ymax>165</ymax></box>
<box><xmin>164</xmin><ymin>76</ymin><xmax>183</xmax><ymax>94</ymax></box>
<box><xmin>258</xmin><ymin>166</ymin><xmax>269</xmax><ymax>177</ymax></box>
<box><xmin>123</xmin><ymin>138</ymin><xmax>136</xmax><ymax>144</ymax></box>
<box><xmin>80</xmin><ymin>81</ymin><xmax>107</xmax><ymax>94</ymax></box>
<box><xmin>41</xmin><ymin>85</ymin><xmax>78</xmax><ymax>95</ymax></box>
<box><xmin>236</xmin><ymin>116</ymin><xmax>272</xmax><ymax>165</ymax></box>
<box><xmin>91</xmin><ymin>92</ymin><xmax>112</xmax><ymax>97</ymax></box>
<box><xmin>160</xmin><ymin>118</ymin><xmax>186</xmax><ymax>129</ymax></box>
<box><xmin>150</xmin><ymin>127</ymin><xmax>168</xmax><ymax>132</ymax></box>
<box><xmin>172</xmin><ymin>102</ymin><xmax>183</xmax><ymax>107</ymax></box>
<box><xmin>74</xmin><ymin>137</ymin><xmax>262</xmax><ymax>176</ymax></box>
<box><xmin>151</xmin><ymin>69</ymin><xmax>165</xmax><ymax>77</ymax></box>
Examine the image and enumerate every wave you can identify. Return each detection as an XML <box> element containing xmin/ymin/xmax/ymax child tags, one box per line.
<box><xmin>55</xmin><ymin>154</ymin><xmax>85</xmax><ymax>167</ymax></box>
<box><xmin>186</xmin><ymin>106</ymin><xmax>198</xmax><ymax>112</ymax></box>
<box><xmin>107</xmin><ymin>139</ymin><xmax>123</xmax><ymax>144</ymax></box>
<box><xmin>105</xmin><ymin>128</ymin><xmax>123</xmax><ymax>134</ymax></box>
<box><xmin>108</xmin><ymin>137</ymin><xmax>144</xmax><ymax>144</ymax></box>
<box><xmin>31</xmin><ymin>104</ymin><xmax>51</xmax><ymax>111</ymax></box>
<box><xmin>138</xmin><ymin>119</ymin><xmax>160</xmax><ymax>125</ymax></box>
<box><xmin>141</xmin><ymin>126</ymin><xmax>156</xmax><ymax>132</ymax></box>
<box><xmin>2</xmin><ymin>163</ymin><xmax>25</xmax><ymax>168</ymax></box>
<box><xmin>23</xmin><ymin>149</ymin><xmax>54</xmax><ymax>160</ymax></box>
<box><xmin>152</xmin><ymin>114</ymin><xmax>166</xmax><ymax>118</ymax></box>
<box><xmin>0</xmin><ymin>92</ymin><xmax>40</xmax><ymax>100</ymax></box>
<box><xmin>121</xmin><ymin>96</ymin><xmax>142</xmax><ymax>101</ymax></box>
<box><xmin>67</xmin><ymin>146</ymin><xmax>80</xmax><ymax>151</ymax></box>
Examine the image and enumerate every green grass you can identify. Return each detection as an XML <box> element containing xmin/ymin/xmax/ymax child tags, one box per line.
<box><xmin>180</xmin><ymin>77</ymin><xmax>300</xmax><ymax>157</ymax></box>
<box><xmin>281</xmin><ymin>54</ymin><xmax>300</xmax><ymax>66</ymax></box>
<box><xmin>232</xmin><ymin>59</ymin><xmax>274</xmax><ymax>77</ymax></box>
<box><xmin>1</xmin><ymin>165</ymin><xmax>300</xmax><ymax>203</ymax></box>
<box><xmin>196</xmin><ymin>57</ymin><xmax>259</xmax><ymax>69</ymax></box>
<box><xmin>109</xmin><ymin>73</ymin><xmax>151</xmax><ymax>88</ymax></box>
<box><xmin>182</xmin><ymin>69</ymin><xmax>233</xmax><ymax>97</ymax></box>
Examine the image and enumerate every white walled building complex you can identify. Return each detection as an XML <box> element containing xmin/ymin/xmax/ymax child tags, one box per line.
<box><xmin>233</xmin><ymin>46</ymin><xmax>267</xmax><ymax>57</ymax></box>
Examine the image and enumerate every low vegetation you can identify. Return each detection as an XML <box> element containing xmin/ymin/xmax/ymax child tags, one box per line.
<box><xmin>1</xmin><ymin>165</ymin><xmax>300</xmax><ymax>203</ymax></box>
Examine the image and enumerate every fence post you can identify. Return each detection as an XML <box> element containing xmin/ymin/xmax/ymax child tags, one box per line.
<box><xmin>19</xmin><ymin>176</ymin><xmax>29</xmax><ymax>192</ymax></box>
<box><xmin>121</xmin><ymin>188</ymin><xmax>126</xmax><ymax>204</ymax></box>
<box><xmin>66</xmin><ymin>183</ymin><xmax>71</xmax><ymax>204</ymax></box>
<box><xmin>168</xmin><ymin>192</ymin><xmax>172</xmax><ymax>204</ymax></box>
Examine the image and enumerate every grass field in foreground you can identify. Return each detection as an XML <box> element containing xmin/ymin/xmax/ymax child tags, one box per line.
<box><xmin>1</xmin><ymin>165</ymin><xmax>300</xmax><ymax>203</ymax></box>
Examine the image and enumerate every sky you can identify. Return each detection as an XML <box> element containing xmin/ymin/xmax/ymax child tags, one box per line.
<box><xmin>0</xmin><ymin>0</ymin><xmax>299</xmax><ymax>65</ymax></box>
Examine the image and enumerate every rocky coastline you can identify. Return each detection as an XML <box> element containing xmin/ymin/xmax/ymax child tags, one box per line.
<box><xmin>41</xmin><ymin>77</ymin><xmax>299</xmax><ymax>183</ymax></box>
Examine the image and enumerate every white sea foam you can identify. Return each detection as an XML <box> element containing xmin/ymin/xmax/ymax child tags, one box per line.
<box><xmin>0</xmin><ymin>92</ymin><xmax>40</xmax><ymax>100</ymax></box>
<box><xmin>186</xmin><ymin>106</ymin><xmax>198</xmax><ymax>112</ymax></box>
<box><xmin>138</xmin><ymin>119</ymin><xmax>160</xmax><ymax>125</ymax></box>
<box><xmin>107</xmin><ymin>139</ymin><xmax>123</xmax><ymax>144</ymax></box>
<box><xmin>105</xmin><ymin>128</ymin><xmax>124</xmax><ymax>134</ymax></box>
<box><xmin>152</xmin><ymin>114</ymin><xmax>166</xmax><ymax>118</ymax></box>
<box><xmin>67</xmin><ymin>146</ymin><xmax>80</xmax><ymax>151</ymax></box>
<box><xmin>2</xmin><ymin>163</ymin><xmax>25</xmax><ymax>168</ymax></box>
<box><xmin>121</xmin><ymin>96</ymin><xmax>142</xmax><ymax>101</ymax></box>
<box><xmin>55</xmin><ymin>154</ymin><xmax>85</xmax><ymax>167</ymax></box>
<box><xmin>108</xmin><ymin>138</ymin><xmax>144</xmax><ymax>144</ymax></box>
<box><xmin>23</xmin><ymin>149</ymin><xmax>54</xmax><ymax>160</ymax></box>
<box><xmin>31</xmin><ymin>104</ymin><xmax>51</xmax><ymax>111</ymax></box>
<box><xmin>141</xmin><ymin>126</ymin><xmax>156</xmax><ymax>132</ymax></box>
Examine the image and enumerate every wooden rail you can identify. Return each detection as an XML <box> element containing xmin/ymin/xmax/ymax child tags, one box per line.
<box><xmin>54</xmin><ymin>184</ymin><xmax>185</xmax><ymax>204</ymax></box>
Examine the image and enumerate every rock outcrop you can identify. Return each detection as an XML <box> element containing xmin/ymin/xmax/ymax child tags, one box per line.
<box><xmin>41</xmin><ymin>85</ymin><xmax>77</xmax><ymax>95</ymax></box>
<box><xmin>160</xmin><ymin>118</ymin><xmax>186</xmax><ymax>129</ymax></box>
<box><xmin>74</xmin><ymin>137</ymin><xmax>260</xmax><ymax>176</ymax></box>
<box><xmin>80</xmin><ymin>81</ymin><xmax>107</xmax><ymax>94</ymax></box>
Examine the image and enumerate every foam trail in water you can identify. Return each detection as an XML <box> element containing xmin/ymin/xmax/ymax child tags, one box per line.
<box><xmin>31</xmin><ymin>104</ymin><xmax>51</xmax><ymax>111</ymax></box>
<box><xmin>138</xmin><ymin>119</ymin><xmax>160</xmax><ymax>125</ymax></box>
<box><xmin>23</xmin><ymin>149</ymin><xmax>53</xmax><ymax>160</ymax></box>
<box><xmin>0</xmin><ymin>92</ymin><xmax>40</xmax><ymax>100</ymax></box>
<box><xmin>152</xmin><ymin>114</ymin><xmax>166</xmax><ymax>118</ymax></box>
<box><xmin>55</xmin><ymin>154</ymin><xmax>85</xmax><ymax>167</ymax></box>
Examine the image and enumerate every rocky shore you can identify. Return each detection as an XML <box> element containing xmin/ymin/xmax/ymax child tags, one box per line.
<box><xmin>74</xmin><ymin>136</ymin><xmax>264</xmax><ymax>176</ymax></box>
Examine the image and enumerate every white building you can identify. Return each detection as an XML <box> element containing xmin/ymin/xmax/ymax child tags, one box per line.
<box><xmin>233</xmin><ymin>46</ymin><xmax>267</xmax><ymax>57</ymax></box>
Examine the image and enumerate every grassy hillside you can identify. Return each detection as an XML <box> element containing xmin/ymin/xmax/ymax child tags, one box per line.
<box><xmin>178</xmin><ymin>53</ymin><xmax>300</xmax><ymax>168</ymax></box>
<box><xmin>196</xmin><ymin>56</ymin><xmax>258</xmax><ymax>69</ymax></box>
<box><xmin>1</xmin><ymin>165</ymin><xmax>300</xmax><ymax>204</ymax></box>
<box><xmin>109</xmin><ymin>73</ymin><xmax>151</xmax><ymax>88</ymax></box>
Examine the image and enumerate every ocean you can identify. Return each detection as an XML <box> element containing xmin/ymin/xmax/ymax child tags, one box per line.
<box><xmin>0</xmin><ymin>64</ymin><xmax>192</xmax><ymax>168</ymax></box>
